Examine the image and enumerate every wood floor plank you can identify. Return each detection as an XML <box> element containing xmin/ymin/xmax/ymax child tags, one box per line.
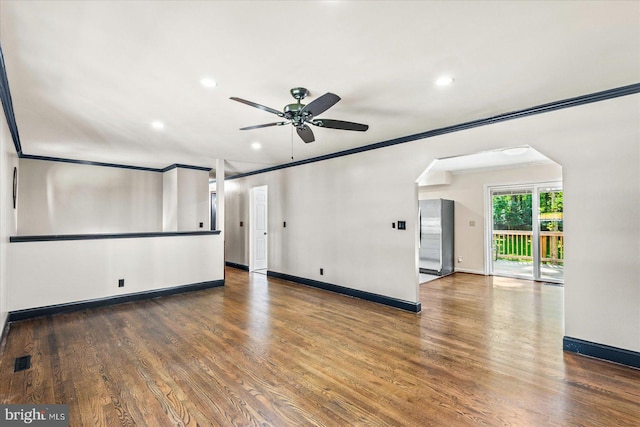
<box><xmin>1</xmin><ymin>268</ymin><xmax>640</xmax><ymax>425</ymax></box>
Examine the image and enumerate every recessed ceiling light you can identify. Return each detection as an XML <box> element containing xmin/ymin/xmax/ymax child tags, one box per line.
<box><xmin>435</xmin><ymin>76</ymin><xmax>454</xmax><ymax>86</ymax></box>
<box><xmin>251</xmin><ymin>142</ymin><xmax>262</xmax><ymax>150</ymax></box>
<box><xmin>502</xmin><ymin>147</ymin><xmax>529</xmax><ymax>156</ymax></box>
<box><xmin>151</xmin><ymin>120</ymin><xmax>164</xmax><ymax>130</ymax></box>
<box><xmin>200</xmin><ymin>78</ymin><xmax>217</xmax><ymax>88</ymax></box>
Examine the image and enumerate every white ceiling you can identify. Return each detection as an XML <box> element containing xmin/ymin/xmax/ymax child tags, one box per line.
<box><xmin>1</xmin><ymin>1</ymin><xmax>638</xmax><ymax>176</ymax></box>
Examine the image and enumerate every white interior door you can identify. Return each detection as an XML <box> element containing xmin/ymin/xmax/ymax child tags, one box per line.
<box><xmin>251</xmin><ymin>186</ymin><xmax>268</xmax><ymax>271</ymax></box>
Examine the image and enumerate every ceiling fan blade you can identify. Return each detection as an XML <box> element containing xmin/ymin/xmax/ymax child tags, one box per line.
<box><xmin>296</xmin><ymin>125</ymin><xmax>315</xmax><ymax>143</ymax></box>
<box><xmin>239</xmin><ymin>122</ymin><xmax>288</xmax><ymax>130</ymax></box>
<box><xmin>311</xmin><ymin>119</ymin><xmax>369</xmax><ymax>132</ymax></box>
<box><xmin>301</xmin><ymin>92</ymin><xmax>340</xmax><ymax>117</ymax></box>
<box><xmin>230</xmin><ymin>97</ymin><xmax>283</xmax><ymax>117</ymax></box>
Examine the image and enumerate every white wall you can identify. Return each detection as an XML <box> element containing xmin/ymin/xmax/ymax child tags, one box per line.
<box><xmin>0</xmin><ymin>107</ymin><xmax>18</xmax><ymax>333</ymax></box>
<box><xmin>8</xmin><ymin>234</ymin><xmax>224</xmax><ymax>311</ymax></box>
<box><xmin>177</xmin><ymin>168</ymin><xmax>209</xmax><ymax>231</ymax></box>
<box><xmin>225</xmin><ymin>179</ymin><xmax>248</xmax><ymax>265</ymax></box>
<box><xmin>164</xmin><ymin>167</ymin><xmax>209</xmax><ymax>232</ymax></box>
<box><xmin>18</xmin><ymin>159</ymin><xmax>163</xmax><ymax>235</ymax></box>
<box><xmin>418</xmin><ymin>163</ymin><xmax>563</xmax><ymax>274</ymax></box>
<box><xmin>16</xmin><ymin>161</ymin><xmax>209</xmax><ymax>235</ymax></box>
<box><xmin>8</xmin><ymin>161</ymin><xmax>218</xmax><ymax>312</ymax></box>
<box><xmin>7</xmin><ymin>160</ymin><xmax>220</xmax><ymax>313</ymax></box>
<box><xmin>226</xmin><ymin>149</ymin><xmax>422</xmax><ymax>304</ymax></box>
<box><xmin>226</xmin><ymin>94</ymin><xmax>640</xmax><ymax>352</ymax></box>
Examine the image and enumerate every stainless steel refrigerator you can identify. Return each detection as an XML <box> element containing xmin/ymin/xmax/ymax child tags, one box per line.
<box><xmin>419</xmin><ymin>199</ymin><xmax>454</xmax><ymax>276</ymax></box>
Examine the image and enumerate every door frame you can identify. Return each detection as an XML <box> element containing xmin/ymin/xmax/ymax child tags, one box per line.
<box><xmin>484</xmin><ymin>181</ymin><xmax>563</xmax><ymax>282</ymax></box>
<box><xmin>210</xmin><ymin>191</ymin><xmax>217</xmax><ymax>231</ymax></box>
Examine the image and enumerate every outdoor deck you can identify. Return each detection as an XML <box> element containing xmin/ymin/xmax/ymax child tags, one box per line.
<box><xmin>494</xmin><ymin>259</ymin><xmax>564</xmax><ymax>282</ymax></box>
<box><xmin>493</xmin><ymin>230</ymin><xmax>564</xmax><ymax>282</ymax></box>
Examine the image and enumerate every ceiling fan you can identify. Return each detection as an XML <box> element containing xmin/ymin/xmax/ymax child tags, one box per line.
<box><xmin>230</xmin><ymin>87</ymin><xmax>368</xmax><ymax>143</ymax></box>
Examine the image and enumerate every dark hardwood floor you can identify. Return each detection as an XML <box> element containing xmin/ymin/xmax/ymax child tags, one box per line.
<box><xmin>1</xmin><ymin>268</ymin><xmax>639</xmax><ymax>425</ymax></box>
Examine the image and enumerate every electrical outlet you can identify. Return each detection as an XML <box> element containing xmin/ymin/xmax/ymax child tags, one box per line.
<box><xmin>458</xmin><ymin>257</ymin><xmax>463</xmax><ymax>263</ymax></box>
<box><xmin>397</xmin><ymin>221</ymin><xmax>406</xmax><ymax>230</ymax></box>
<box><xmin>283</xmin><ymin>221</ymin><xmax>286</xmax><ymax>228</ymax></box>
<box><xmin>240</xmin><ymin>221</ymin><xmax>243</xmax><ymax>227</ymax></box>
<box><xmin>320</xmin><ymin>268</ymin><xmax>324</xmax><ymax>275</ymax></box>
<box><xmin>199</xmin><ymin>222</ymin><xmax>204</xmax><ymax>228</ymax></box>
<box><xmin>392</xmin><ymin>222</ymin><xmax>396</xmax><ymax>228</ymax></box>
<box><xmin>118</xmin><ymin>279</ymin><xmax>125</xmax><ymax>287</ymax></box>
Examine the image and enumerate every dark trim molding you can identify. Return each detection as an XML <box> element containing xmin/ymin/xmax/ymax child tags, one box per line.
<box><xmin>267</xmin><ymin>270</ymin><xmax>421</xmax><ymax>312</ymax></box>
<box><xmin>225</xmin><ymin>261</ymin><xmax>250</xmax><ymax>271</ymax></box>
<box><xmin>563</xmin><ymin>336</ymin><xmax>640</xmax><ymax>370</ymax></box>
<box><xmin>8</xmin><ymin>279</ymin><xmax>225</xmax><ymax>322</ymax></box>
<box><xmin>20</xmin><ymin>154</ymin><xmax>163</xmax><ymax>172</ymax></box>
<box><xmin>0</xmin><ymin>43</ymin><xmax>21</xmax><ymax>154</ymax></box>
<box><xmin>10</xmin><ymin>230</ymin><xmax>220</xmax><ymax>243</ymax></box>
<box><xmin>227</xmin><ymin>83</ymin><xmax>640</xmax><ymax>180</ymax></box>
<box><xmin>20</xmin><ymin>155</ymin><xmax>211</xmax><ymax>174</ymax></box>
<box><xmin>161</xmin><ymin>163</ymin><xmax>211</xmax><ymax>172</ymax></box>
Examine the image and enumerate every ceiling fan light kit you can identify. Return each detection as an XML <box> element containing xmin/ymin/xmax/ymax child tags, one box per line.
<box><xmin>231</xmin><ymin>87</ymin><xmax>369</xmax><ymax>143</ymax></box>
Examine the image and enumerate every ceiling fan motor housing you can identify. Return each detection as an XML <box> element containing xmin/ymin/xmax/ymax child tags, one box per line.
<box><xmin>290</xmin><ymin>87</ymin><xmax>309</xmax><ymax>100</ymax></box>
<box><xmin>284</xmin><ymin>103</ymin><xmax>311</xmax><ymax>126</ymax></box>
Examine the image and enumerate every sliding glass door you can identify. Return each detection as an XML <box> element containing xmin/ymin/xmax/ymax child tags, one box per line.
<box><xmin>488</xmin><ymin>183</ymin><xmax>563</xmax><ymax>283</ymax></box>
<box><xmin>491</xmin><ymin>188</ymin><xmax>534</xmax><ymax>278</ymax></box>
<box><xmin>538</xmin><ymin>186</ymin><xmax>563</xmax><ymax>282</ymax></box>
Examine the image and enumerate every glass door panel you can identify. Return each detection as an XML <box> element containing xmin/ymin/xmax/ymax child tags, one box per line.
<box><xmin>538</xmin><ymin>187</ymin><xmax>564</xmax><ymax>282</ymax></box>
<box><xmin>491</xmin><ymin>189</ymin><xmax>534</xmax><ymax>279</ymax></box>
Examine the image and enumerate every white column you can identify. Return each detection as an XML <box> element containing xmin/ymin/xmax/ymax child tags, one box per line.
<box><xmin>162</xmin><ymin>168</ymin><xmax>178</xmax><ymax>231</ymax></box>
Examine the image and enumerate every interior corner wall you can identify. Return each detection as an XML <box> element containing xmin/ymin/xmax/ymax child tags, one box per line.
<box><xmin>418</xmin><ymin>163</ymin><xmax>563</xmax><ymax>274</ymax></box>
<box><xmin>17</xmin><ymin>159</ymin><xmax>163</xmax><ymax>235</ymax></box>
<box><xmin>225</xmin><ymin>94</ymin><xmax>639</xmax><ymax>353</ymax></box>
<box><xmin>0</xmin><ymin>109</ymin><xmax>18</xmax><ymax>333</ymax></box>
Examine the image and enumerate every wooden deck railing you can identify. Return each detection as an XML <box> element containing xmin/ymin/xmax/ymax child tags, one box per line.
<box><xmin>493</xmin><ymin>230</ymin><xmax>564</xmax><ymax>263</ymax></box>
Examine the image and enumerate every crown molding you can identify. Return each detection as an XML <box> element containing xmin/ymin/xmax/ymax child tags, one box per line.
<box><xmin>226</xmin><ymin>83</ymin><xmax>640</xmax><ymax>180</ymax></box>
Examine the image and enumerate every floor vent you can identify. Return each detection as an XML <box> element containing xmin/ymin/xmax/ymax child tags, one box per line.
<box><xmin>14</xmin><ymin>355</ymin><xmax>31</xmax><ymax>372</ymax></box>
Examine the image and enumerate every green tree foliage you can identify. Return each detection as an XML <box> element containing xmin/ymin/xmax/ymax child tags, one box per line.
<box><xmin>539</xmin><ymin>191</ymin><xmax>563</xmax><ymax>231</ymax></box>
<box><xmin>539</xmin><ymin>191</ymin><xmax>563</xmax><ymax>213</ymax></box>
<box><xmin>493</xmin><ymin>194</ymin><xmax>532</xmax><ymax>230</ymax></box>
<box><xmin>493</xmin><ymin>191</ymin><xmax>563</xmax><ymax>231</ymax></box>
